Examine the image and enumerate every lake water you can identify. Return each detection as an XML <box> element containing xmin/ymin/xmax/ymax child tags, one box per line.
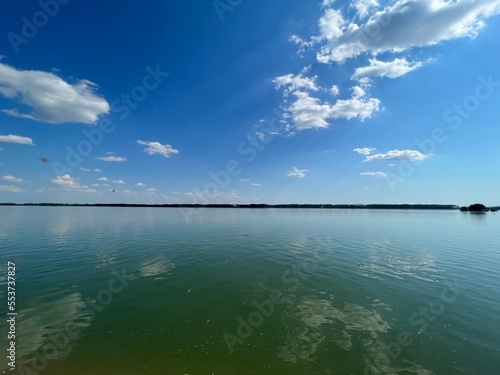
<box><xmin>0</xmin><ymin>207</ymin><xmax>499</xmax><ymax>375</ymax></box>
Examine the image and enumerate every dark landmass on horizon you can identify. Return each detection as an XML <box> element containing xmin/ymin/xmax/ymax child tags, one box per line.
<box><xmin>1</xmin><ymin>203</ymin><xmax>499</xmax><ymax>210</ymax></box>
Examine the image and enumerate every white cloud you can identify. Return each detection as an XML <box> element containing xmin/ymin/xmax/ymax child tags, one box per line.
<box><xmin>137</xmin><ymin>140</ymin><xmax>179</xmax><ymax>158</ymax></box>
<box><xmin>287</xmin><ymin>91</ymin><xmax>333</xmax><ymax>130</ymax></box>
<box><xmin>0</xmin><ymin>134</ymin><xmax>34</xmax><ymax>145</ymax></box>
<box><xmin>136</xmin><ymin>182</ymin><xmax>146</xmax><ymax>187</ymax></box>
<box><xmin>112</xmin><ymin>180</ymin><xmax>125</xmax><ymax>185</ymax></box>
<box><xmin>52</xmin><ymin>174</ymin><xmax>80</xmax><ymax>188</ymax></box>
<box><xmin>51</xmin><ymin>174</ymin><xmax>96</xmax><ymax>194</ymax></box>
<box><xmin>322</xmin><ymin>0</ymin><xmax>335</xmax><ymax>8</ymax></box>
<box><xmin>2</xmin><ymin>175</ymin><xmax>23</xmax><ymax>183</ymax></box>
<box><xmin>97</xmin><ymin>177</ymin><xmax>108</xmax><ymax>181</ymax></box>
<box><xmin>273</xmin><ymin>73</ymin><xmax>319</xmax><ymax>95</ymax></box>
<box><xmin>251</xmin><ymin>183</ymin><xmax>262</xmax><ymax>187</ymax></box>
<box><xmin>330</xmin><ymin>85</ymin><xmax>340</xmax><ymax>96</ymax></box>
<box><xmin>95</xmin><ymin>156</ymin><xmax>126</xmax><ymax>162</ymax></box>
<box><xmin>286</xmin><ymin>167</ymin><xmax>309</xmax><ymax>178</ymax></box>
<box><xmin>351</xmin><ymin>0</ymin><xmax>380</xmax><ymax>18</ymax></box>
<box><xmin>318</xmin><ymin>8</ymin><xmax>347</xmax><ymax>41</ymax></box>
<box><xmin>0</xmin><ymin>185</ymin><xmax>22</xmax><ymax>192</ymax></box>
<box><xmin>364</xmin><ymin>150</ymin><xmax>431</xmax><ymax>162</ymax></box>
<box><xmin>360</xmin><ymin>171</ymin><xmax>387</xmax><ymax>178</ymax></box>
<box><xmin>354</xmin><ymin>147</ymin><xmax>377</xmax><ymax>155</ymax></box>
<box><xmin>352</xmin><ymin>58</ymin><xmax>425</xmax><ymax>80</ymax></box>
<box><xmin>239</xmin><ymin>179</ymin><xmax>250</xmax><ymax>182</ymax></box>
<box><xmin>284</xmin><ymin>84</ymin><xmax>380</xmax><ymax>130</ymax></box>
<box><xmin>0</xmin><ymin>63</ymin><xmax>110</xmax><ymax>124</ymax></box>
<box><xmin>80</xmin><ymin>168</ymin><xmax>101</xmax><ymax>172</ymax></box>
<box><xmin>329</xmin><ymin>87</ymin><xmax>380</xmax><ymax>120</ymax></box>
<box><xmin>316</xmin><ymin>0</ymin><xmax>500</xmax><ymax>64</ymax></box>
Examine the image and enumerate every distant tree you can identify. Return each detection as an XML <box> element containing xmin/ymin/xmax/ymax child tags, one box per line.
<box><xmin>468</xmin><ymin>203</ymin><xmax>487</xmax><ymax>212</ymax></box>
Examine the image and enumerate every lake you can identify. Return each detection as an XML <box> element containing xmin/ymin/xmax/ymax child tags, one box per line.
<box><xmin>1</xmin><ymin>207</ymin><xmax>499</xmax><ymax>374</ymax></box>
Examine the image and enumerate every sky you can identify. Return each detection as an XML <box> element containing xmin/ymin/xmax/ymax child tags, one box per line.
<box><xmin>0</xmin><ymin>0</ymin><xmax>500</xmax><ymax>205</ymax></box>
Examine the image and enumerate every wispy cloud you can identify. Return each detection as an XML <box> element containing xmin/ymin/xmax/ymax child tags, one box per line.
<box><xmin>95</xmin><ymin>156</ymin><xmax>126</xmax><ymax>162</ymax></box>
<box><xmin>286</xmin><ymin>167</ymin><xmax>309</xmax><ymax>178</ymax></box>
<box><xmin>360</xmin><ymin>171</ymin><xmax>387</xmax><ymax>178</ymax></box>
<box><xmin>0</xmin><ymin>185</ymin><xmax>22</xmax><ymax>193</ymax></box>
<box><xmin>112</xmin><ymin>180</ymin><xmax>125</xmax><ymax>185</ymax></box>
<box><xmin>351</xmin><ymin>0</ymin><xmax>379</xmax><ymax>19</ymax></box>
<box><xmin>0</xmin><ymin>134</ymin><xmax>34</xmax><ymax>145</ymax></box>
<box><xmin>0</xmin><ymin>62</ymin><xmax>109</xmax><ymax>124</ymax></box>
<box><xmin>2</xmin><ymin>175</ymin><xmax>23</xmax><ymax>183</ymax></box>
<box><xmin>352</xmin><ymin>58</ymin><xmax>426</xmax><ymax>80</ymax></box>
<box><xmin>354</xmin><ymin>147</ymin><xmax>376</xmax><ymax>155</ymax></box>
<box><xmin>364</xmin><ymin>150</ymin><xmax>430</xmax><ymax>162</ymax></box>
<box><xmin>97</xmin><ymin>177</ymin><xmax>108</xmax><ymax>181</ymax></box>
<box><xmin>137</xmin><ymin>140</ymin><xmax>179</xmax><ymax>158</ymax></box>
<box><xmin>51</xmin><ymin>174</ymin><xmax>97</xmax><ymax>194</ymax></box>
<box><xmin>313</xmin><ymin>0</ymin><xmax>500</xmax><ymax>64</ymax></box>
<box><xmin>80</xmin><ymin>168</ymin><xmax>102</xmax><ymax>172</ymax></box>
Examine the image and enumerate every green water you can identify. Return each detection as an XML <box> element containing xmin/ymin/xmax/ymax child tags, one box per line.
<box><xmin>1</xmin><ymin>207</ymin><xmax>499</xmax><ymax>374</ymax></box>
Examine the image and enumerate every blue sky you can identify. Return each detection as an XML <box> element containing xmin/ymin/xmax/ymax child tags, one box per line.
<box><xmin>1</xmin><ymin>0</ymin><xmax>500</xmax><ymax>205</ymax></box>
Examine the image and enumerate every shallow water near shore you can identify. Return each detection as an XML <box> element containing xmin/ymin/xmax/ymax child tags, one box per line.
<box><xmin>1</xmin><ymin>207</ymin><xmax>499</xmax><ymax>374</ymax></box>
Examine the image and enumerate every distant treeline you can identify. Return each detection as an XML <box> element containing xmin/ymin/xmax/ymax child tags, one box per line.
<box><xmin>0</xmin><ymin>203</ymin><xmax>464</xmax><ymax>209</ymax></box>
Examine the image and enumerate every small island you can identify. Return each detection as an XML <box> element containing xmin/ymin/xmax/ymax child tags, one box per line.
<box><xmin>460</xmin><ymin>203</ymin><xmax>498</xmax><ymax>212</ymax></box>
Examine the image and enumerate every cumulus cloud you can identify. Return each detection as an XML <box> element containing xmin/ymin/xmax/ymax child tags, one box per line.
<box><xmin>2</xmin><ymin>175</ymin><xmax>23</xmax><ymax>183</ymax></box>
<box><xmin>315</xmin><ymin>0</ymin><xmax>500</xmax><ymax>64</ymax></box>
<box><xmin>286</xmin><ymin>88</ymin><xmax>380</xmax><ymax>130</ymax></box>
<box><xmin>286</xmin><ymin>167</ymin><xmax>309</xmax><ymax>178</ymax></box>
<box><xmin>51</xmin><ymin>174</ymin><xmax>97</xmax><ymax>194</ymax></box>
<box><xmin>354</xmin><ymin>147</ymin><xmax>377</xmax><ymax>155</ymax></box>
<box><xmin>0</xmin><ymin>62</ymin><xmax>110</xmax><ymax>124</ymax></box>
<box><xmin>97</xmin><ymin>177</ymin><xmax>108</xmax><ymax>182</ymax></box>
<box><xmin>287</xmin><ymin>91</ymin><xmax>333</xmax><ymax>129</ymax></box>
<box><xmin>137</xmin><ymin>140</ymin><xmax>179</xmax><ymax>158</ymax></box>
<box><xmin>360</xmin><ymin>171</ymin><xmax>387</xmax><ymax>178</ymax></box>
<box><xmin>318</xmin><ymin>8</ymin><xmax>347</xmax><ymax>41</ymax></box>
<box><xmin>364</xmin><ymin>150</ymin><xmax>431</xmax><ymax>162</ymax></box>
<box><xmin>330</xmin><ymin>87</ymin><xmax>380</xmax><ymax>120</ymax></box>
<box><xmin>0</xmin><ymin>185</ymin><xmax>22</xmax><ymax>192</ymax></box>
<box><xmin>95</xmin><ymin>156</ymin><xmax>126</xmax><ymax>162</ymax></box>
<box><xmin>273</xmin><ymin>73</ymin><xmax>319</xmax><ymax>95</ymax></box>
<box><xmin>352</xmin><ymin>57</ymin><xmax>426</xmax><ymax>80</ymax></box>
<box><xmin>0</xmin><ymin>134</ymin><xmax>34</xmax><ymax>145</ymax></box>
<box><xmin>52</xmin><ymin>174</ymin><xmax>80</xmax><ymax>188</ymax></box>
<box><xmin>136</xmin><ymin>182</ymin><xmax>146</xmax><ymax>187</ymax></box>
<box><xmin>112</xmin><ymin>180</ymin><xmax>125</xmax><ymax>185</ymax></box>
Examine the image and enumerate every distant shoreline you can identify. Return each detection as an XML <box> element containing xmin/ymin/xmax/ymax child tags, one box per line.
<box><xmin>0</xmin><ymin>203</ymin><xmax>477</xmax><ymax>210</ymax></box>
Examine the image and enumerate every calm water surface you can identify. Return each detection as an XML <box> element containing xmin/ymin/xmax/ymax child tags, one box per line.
<box><xmin>0</xmin><ymin>207</ymin><xmax>499</xmax><ymax>374</ymax></box>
